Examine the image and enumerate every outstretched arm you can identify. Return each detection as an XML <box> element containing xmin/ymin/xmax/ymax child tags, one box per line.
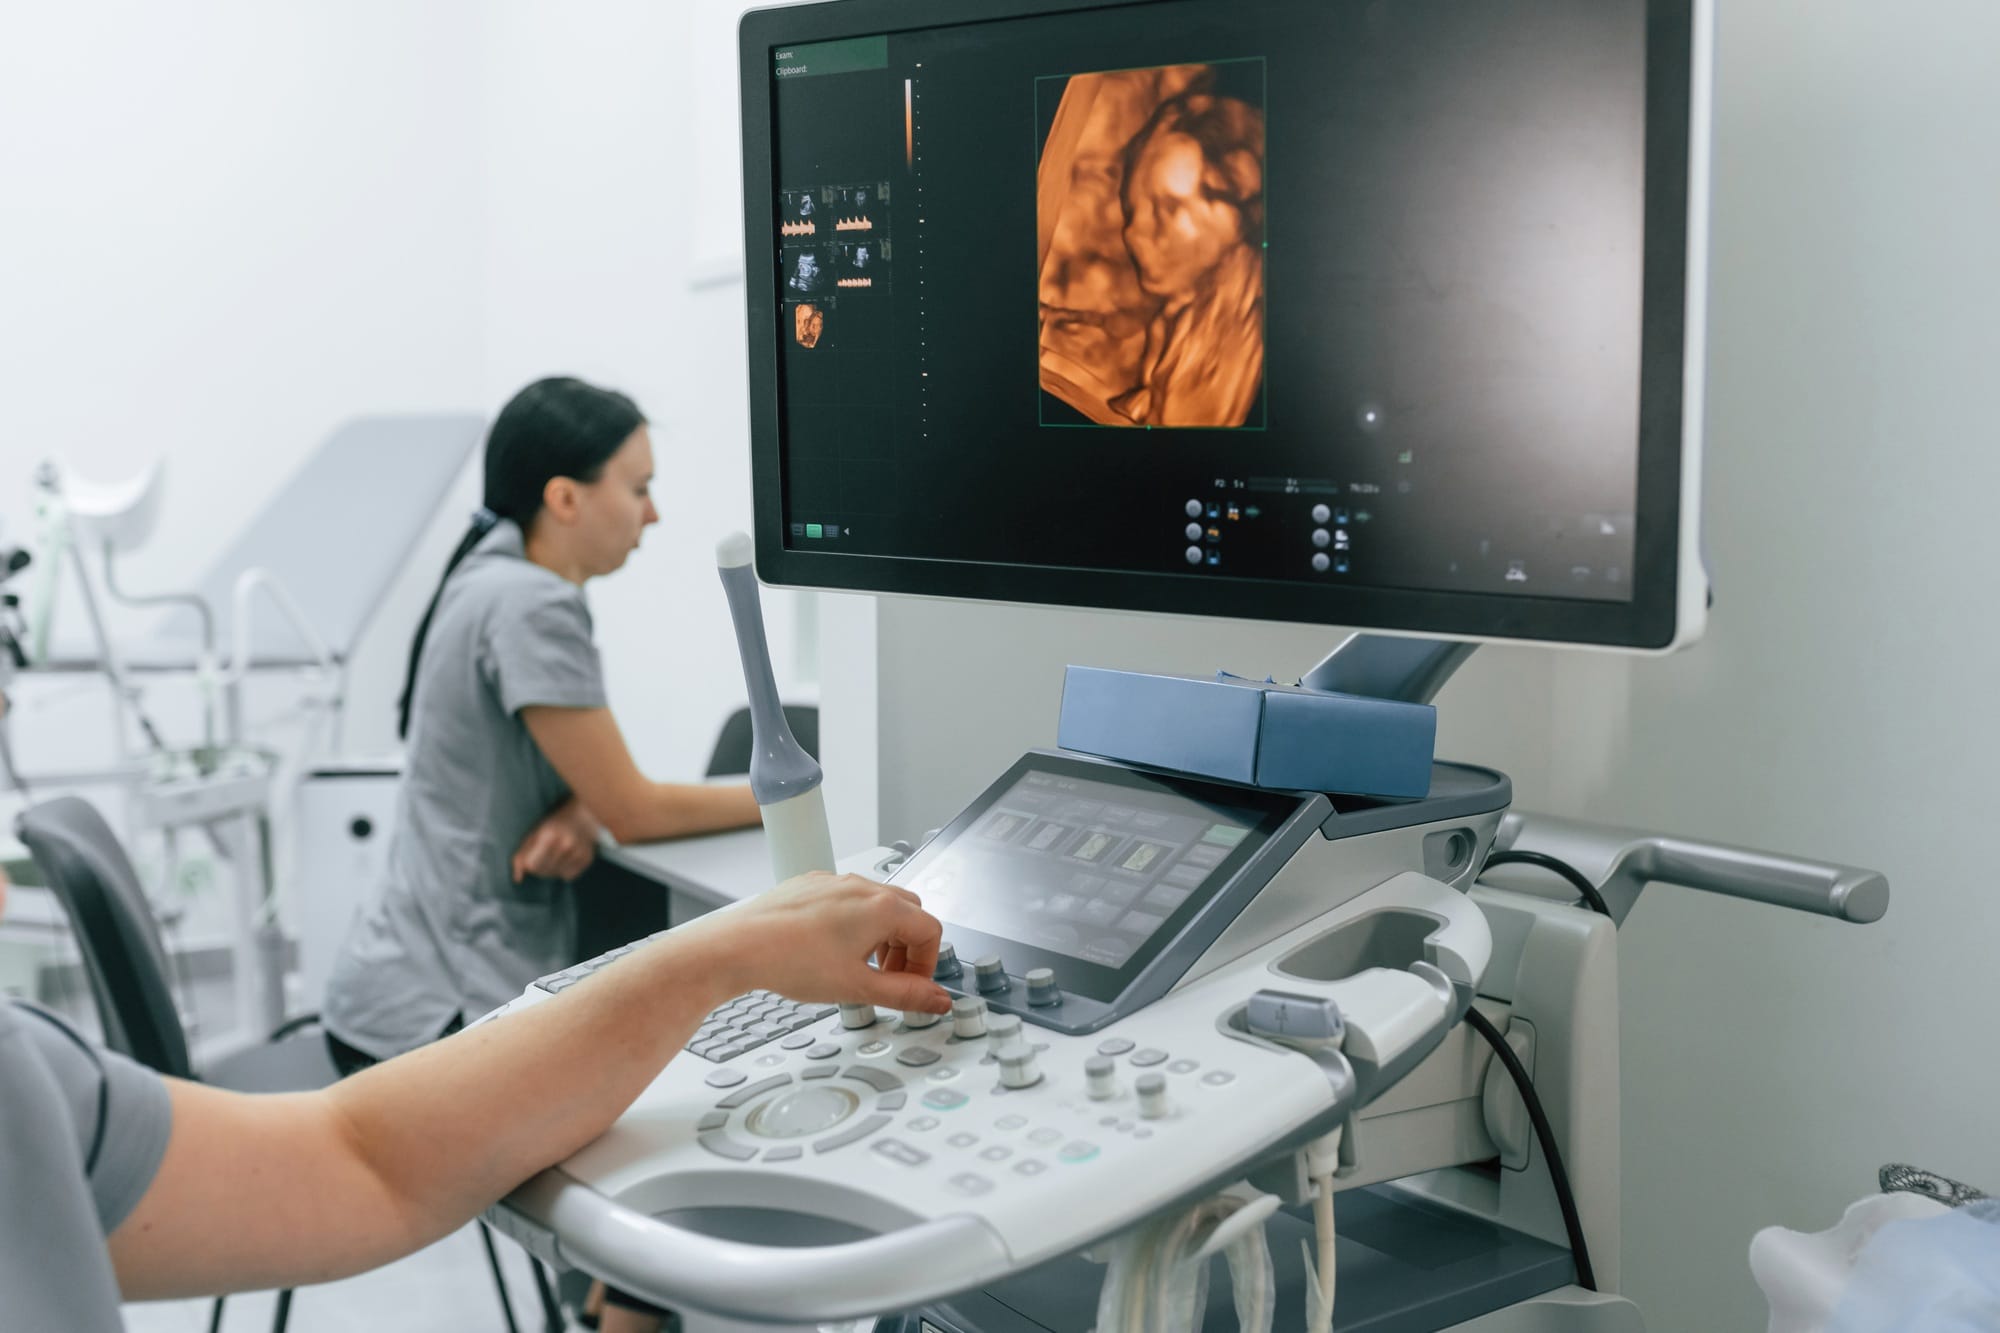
<box><xmin>107</xmin><ymin>874</ymin><xmax>948</xmax><ymax>1299</ymax></box>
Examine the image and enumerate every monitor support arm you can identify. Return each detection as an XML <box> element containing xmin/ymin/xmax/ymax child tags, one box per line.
<box><xmin>1299</xmin><ymin>634</ymin><xmax>1478</xmax><ymax>705</ymax></box>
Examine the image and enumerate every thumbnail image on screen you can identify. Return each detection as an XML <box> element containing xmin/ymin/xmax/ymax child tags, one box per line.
<box><xmin>1037</xmin><ymin>61</ymin><xmax>1266</xmax><ymax>429</ymax></box>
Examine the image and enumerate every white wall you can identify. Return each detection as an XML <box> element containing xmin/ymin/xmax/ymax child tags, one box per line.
<box><xmin>0</xmin><ymin>1</ymin><xmax>492</xmax><ymax>764</ymax></box>
<box><xmin>1548</xmin><ymin>3</ymin><xmax>2000</xmax><ymax>1326</ymax></box>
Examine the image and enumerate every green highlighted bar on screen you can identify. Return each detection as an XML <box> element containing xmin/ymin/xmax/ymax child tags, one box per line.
<box><xmin>774</xmin><ymin>36</ymin><xmax>888</xmax><ymax>79</ymax></box>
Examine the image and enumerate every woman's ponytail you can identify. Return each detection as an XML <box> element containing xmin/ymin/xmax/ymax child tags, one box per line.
<box><xmin>396</xmin><ymin>507</ymin><xmax>500</xmax><ymax>740</ymax></box>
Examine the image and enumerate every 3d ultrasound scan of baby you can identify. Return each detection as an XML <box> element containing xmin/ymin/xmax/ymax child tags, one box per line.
<box><xmin>1037</xmin><ymin>64</ymin><xmax>1265</xmax><ymax>429</ymax></box>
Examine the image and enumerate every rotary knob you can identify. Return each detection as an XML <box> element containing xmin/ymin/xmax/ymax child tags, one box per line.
<box><xmin>1137</xmin><ymin>1072</ymin><xmax>1171</xmax><ymax>1120</ymax></box>
<box><xmin>1086</xmin><ymin>1055</ymin><xmax>1118</xmax><ymax>1100</ymax></box>
<box><xmin>933</xmin><ymin>942</ymin><xmax>962</xmax><ymax>981</ymax></box>
<box><xmin>1025</xmin><ymin>967</ymin><xmax>1062</xmax><ymax>1007</ymax></box>
<box><xmin>985</xmin><ymin>1012</ymin><xmax>1024</xmax><ymax>1055</ymax></box>
<box><xmin>951</xmin><ymin>995</ymin><xmax>989</xmax><ymax>1040</ymax></box>
<box><xmin>903</xmin><ymin>1007</ymin><xmax>940</xmax><ymax>1029</ymax></box>
<box><xmin>998</xmin><ymin>1045</ymin><xmax>1043</xmax><ymax>1089</ymax></box>
<box><xmin>973</xmin><ymin>954</ymin><xmax>1010</xmax><ymax>994</ymax></box>
<box><xmin>838</xmin><ymin>1003</ymin><xmax>878</xmax><ymax>1030</ymax></box>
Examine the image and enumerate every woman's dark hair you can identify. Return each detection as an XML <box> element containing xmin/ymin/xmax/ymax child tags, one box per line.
<box><xmin>396</xmin><ymin>377</ymin><xmax>645</xmax><ymax>738</ymax></box>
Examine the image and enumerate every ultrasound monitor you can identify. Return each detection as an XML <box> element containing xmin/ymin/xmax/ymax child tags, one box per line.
<box><xmin>739</xmin><ymin>0</ymin><xmax>1709</xmax><ymax>650</ymax></box>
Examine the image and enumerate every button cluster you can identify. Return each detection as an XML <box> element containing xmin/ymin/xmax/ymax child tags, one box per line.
<box><xmin>693</xmin><ymin>1064</ymin><xmax>914</xmax><ymax>1163</ymax></box>
<box><xmin>685</xmin><ymin>992</ymin><xmax>839</xmax><ymax>1063</ymax></box>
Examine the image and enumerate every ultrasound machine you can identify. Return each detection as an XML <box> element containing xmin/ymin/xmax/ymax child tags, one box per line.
<box><xmin>480</xmin><ymin>0</ymin><xmax>1889</xmax><ymax>1328</ymax></box>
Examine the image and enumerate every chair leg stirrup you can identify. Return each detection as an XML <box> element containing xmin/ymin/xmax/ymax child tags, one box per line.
<box><xmin>479</xmin><ymin>1220</ymin><xmax>525</xmax><ymax>1333</ymax></box>
<box><xmin>532</xmin><ymin>1260</ymin><xmax>566</xmax><ymax>1333</ymax></box>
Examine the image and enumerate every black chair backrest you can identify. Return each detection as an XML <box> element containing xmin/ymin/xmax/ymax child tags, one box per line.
<box><xmin>14</xmin><ymin>797</ymin><xmax>193</xmax><ymax>1079</ymax></box>
<box><xmin>705</xmin><ymin>703</ymin><xmax>820</xmax><ymax>778</ymax></box>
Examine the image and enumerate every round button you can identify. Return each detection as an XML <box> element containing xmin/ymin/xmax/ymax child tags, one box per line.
<box><xmin>1312</xmin><ymin>503</ymin><xmax>1331</xmax><ymax>524</ymax></box>
<box><xmin>1312</xmin><ymin>528</ymin><xmax>1331</xmax><ymax>549</ymax></box>
<box><xmin>839</xmin><ymin>1003</ymin><xmax>878</xmax><ymax>1030</ymax></box>
<box><xmin>1185</xmin><ymin>545</ymin><xmax>1203</xmax><ymax>565</ymax></box>
<box><xmin>858</xmin><ymin>1039</ymin><xmax>891</xmax><ymax>1057</ymax></box>
<box><xmin>1312</xmin><ymin>553</ymin><xmax>1331</xmax><ymax>573</ymax></box>
<box><xmin>951</xmin><ymin>995</ymin><xmax>989</xmax><ymax>1039</ymax></box>
<box><xmin>746</xmin><ymin>1086</ymin><xmax>860</xmax><ymax>1139</ymax></box>
<box><xmin>903</xmin><ymin>1008</ymin><xmax>941</xmax><ymax>1030</ymax></box>
<box><xmin>999</xmin><ymin>1048</ymin><xmax>1043</xmax><ymax>1089</ymax></box>
<box><xmin>1201</xmin><ymin>1070</ymin><xmax>1236</xmax><ymax>1087</ymax></box>
<box><xmin>1025</xmin><ymin>968</ymin><xmax>1061</xmax><ymax>1008</ymax></box>
<box><xmin>933</xmin><ymin>942</ymin><xmax>962</xmax><ymax>980</ymax></box>
<box><xmin>1185</xmin><ymin>522</ymin><xmax>1203</xmax><ymax>541</ymax></box>
<box><xmin>973</xmin><ymin>955</ymin><xmax>1010</xmax><ymax>994</ymax></box>
<box><xmin>986</xmin><ymin>1013</ymin><xmax>1024</xmax><ymax>1053</ymax></box>
<box><xmin>1185</xmin><ymin>499</ymin><xmax>1203</xmax><ymax>518</ymax></box>
<box><xmin>1097</xmin><ymin>1038</ymin><xmax>1135</xmax><ymax>1056</ymax></box>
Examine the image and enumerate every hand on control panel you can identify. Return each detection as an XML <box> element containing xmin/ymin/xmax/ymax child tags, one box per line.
<box><xmin>682</xmin><ymin>871</ymin><xmax>955</xmax><ymax>1015</ymax></box>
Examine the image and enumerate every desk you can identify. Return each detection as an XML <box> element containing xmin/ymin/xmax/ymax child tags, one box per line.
<box><xmin>600</xmin><ymin>828</ymin><xmax>772</xmax><ymax>915</ymax></box>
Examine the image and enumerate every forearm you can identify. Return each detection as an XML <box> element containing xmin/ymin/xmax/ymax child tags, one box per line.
<box><xmin>327</xmin><ymin>921</ymin><xmax>748</xmax><ymax>1248</ymax></box>
<box><xmin>109</xmin><ymin>872</ymin><xmax>947</xmax><ymax>1301</ymax></box>
<box><xmin>108</xmin><ymin>921</ymin><xmax>750</xmax><ymax>1299</ymax></box>
<box><xmin>607</xmin><ymin>780</ymin><xmax>760</xmax><ymax>844</ymax></box>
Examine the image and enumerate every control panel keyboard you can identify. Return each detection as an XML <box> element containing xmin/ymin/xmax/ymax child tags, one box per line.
<box><xmin>532</xmin><ymin>937</ymin><xmax>837</xmax><ymax>1065</ymax></box>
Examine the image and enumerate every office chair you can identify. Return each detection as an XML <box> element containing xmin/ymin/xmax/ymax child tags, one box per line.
<box><xmin>14</xmin><ymin>796</ymin><xmax>559</xmax><ymax>1333</ymax></box>
<box><xmin>705</xmin><ymin>703</ymin><xmax>819</xmax><ymax>777</ymax></box>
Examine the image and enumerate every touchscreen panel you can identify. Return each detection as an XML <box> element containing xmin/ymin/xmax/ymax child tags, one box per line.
<box><xmin>893</xmin><ymin>753</ymin><xmax>1307</xmax><ymax>1002</ymax></box>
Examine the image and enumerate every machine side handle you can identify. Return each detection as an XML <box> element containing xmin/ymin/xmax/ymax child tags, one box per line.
<box><xmin>489</xmin><ymin>1171</ymin><xmax>1014</xmax><ymax>1324</ymax></box>
<box><xmin>1495</xmin><ymin>812</ymin><xmax>1889</xmax><ymax>925</ymax></box>
<box><xmin>1635</xmin><ymin>836</ymin><xmax>1888</xmax><ymax>924</ymax></box>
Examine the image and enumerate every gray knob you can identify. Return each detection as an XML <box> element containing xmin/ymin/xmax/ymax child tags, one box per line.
<box><xmin>998</xmin><ymin>1046</ymin><xmax>1043</xmax><ymax>1089</ymax></box>
<box><xmin>1025</xmin><ymin>967</ymin><xmax>1062</xmax><ymax>1008</ymax></box>
<box><xmin>951</xmin><ymin>995</ymin><xmax>989</xmax><ymax>1040</ymax></box>
<box><xmin>986</xmin><ymin>1012</ymin><xmax>1024</xmax><ymax>1054</ymax></box>
<box><xmin>1086</xmin><ymin>1055</ymin><xmax>1118</xmax><ymax>1101</ymax></box>
<box><xmin>933</xmin><ymin>942</ymin><xmax>962</xmax><ymax>981</ymax></box>
<box><xmin>973</xmin><ymin>955</ymin><xmax>1010</xmax><ymax>994</ymax></box>
<box><xmin>1137</xmin><ymin>1072</ymin><xmax>1171</xmax><ymax>1120</ymax></box>
<box><xmin>903</xmin><ymin>1007</ymin><xmax>940</xmax><ymax>1029</ymax></box>
<box><xmin>838</xmin><ymin>1003</ymin><xmax>877</xmax><ymax>1030</ymax></box>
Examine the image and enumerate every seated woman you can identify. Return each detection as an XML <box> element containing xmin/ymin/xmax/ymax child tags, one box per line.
<box><xmin>325</xmin><ymin>375</ymin><xmax>761</xmax><ymax>1072</ymax></box>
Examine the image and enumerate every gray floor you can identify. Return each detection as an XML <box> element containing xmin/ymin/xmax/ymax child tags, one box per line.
<box><xmin>123</xmin><ymin>1224</ymin><xmax>564</xmax><ymax>1332</ymax></box>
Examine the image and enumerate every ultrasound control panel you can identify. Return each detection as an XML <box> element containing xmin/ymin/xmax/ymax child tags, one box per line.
<box><xmin>487</xmin><ymin>854</ymin><xmax>1490</xmax><ymax>1324</ymax></box>
<box><xmin>889</xmin><ymin>750</ymin><xmax>1329</xmax><ymax>1034</ymax></box>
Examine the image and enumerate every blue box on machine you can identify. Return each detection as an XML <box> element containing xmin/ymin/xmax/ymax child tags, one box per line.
<box><xmin>1056</xmin><ymin>666</ymin><xmax>1436</xmax><ymax>799</ymax></box>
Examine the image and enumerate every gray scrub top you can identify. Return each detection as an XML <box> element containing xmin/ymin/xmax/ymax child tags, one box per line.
<box><xmin>0</xmin><ymin>999</ymin><xmax>173</xmax><ymax>1332</ymax></box>
<box><xmin>323</xmin><ymin>518</ymin><xmax>608</xmax><ymax>1058</ymax></box>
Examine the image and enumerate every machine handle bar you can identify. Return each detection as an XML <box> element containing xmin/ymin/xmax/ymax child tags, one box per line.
<box><xmin>1494</xmin><ymin>812</ymin><xmax>1888</xmax><ymax>925</ymax></box>
<box><xmin>491</xmin><ymin>1170</ymin><xmax>1014</xmax><ymax>1324</ymax></box>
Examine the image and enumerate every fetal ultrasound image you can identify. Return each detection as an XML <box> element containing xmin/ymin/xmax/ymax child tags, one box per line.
<box><xmin>783</xmin><ymin>246</ymin><xmax>834</xmax><ymax>297</ymax></box>
<box><xmin>836</xmin><ymin>240</ymin><xmax>889</xmax><ymax>290</ymax></box>
<box><xmin>1036</xmin><ymin>62</ymin><xmax>1266</xmax><ymax>428</ymax></box>
<box><xmin>790</xmin><ymin>301</ymin><xmax>831</xmax><ymax>350</ymax></box>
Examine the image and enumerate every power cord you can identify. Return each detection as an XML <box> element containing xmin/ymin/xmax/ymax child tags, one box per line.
<box><xmin>1467</xmin><ymin>846</ymin><xmax>1616</xmax><ymax>1291</ymax></box>
<box><xmin>1481</xmin><ymin>848</ymin><xmax>1613</xmax><ymax>919</ymax></box>
<box><xmin>1462</xmin><ymin>1004</ymin><xmax>1598</xmax><ymax>1292</ymax></box>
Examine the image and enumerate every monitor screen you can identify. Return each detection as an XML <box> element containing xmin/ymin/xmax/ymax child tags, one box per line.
<box><xmin>740</xmin><ymin>0</ymin><xmax>1704</xmax><ymax>648</ymax></box>
<box><xmin>888</xmin><ymin>751</ymin><xmax>1310</xmax><ymax>1003</ymax></box>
